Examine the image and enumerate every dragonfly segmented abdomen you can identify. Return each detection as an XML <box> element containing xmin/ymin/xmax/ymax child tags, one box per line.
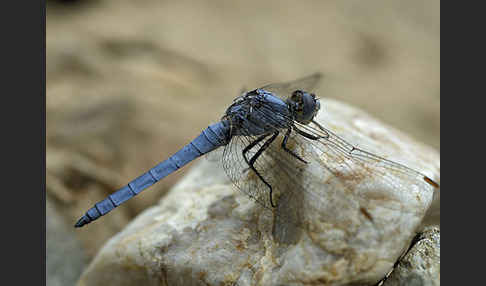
<box><xmin>75</xmin><ymin>121</ymin><xmax>230</xmax><ymax>227</ymax></box>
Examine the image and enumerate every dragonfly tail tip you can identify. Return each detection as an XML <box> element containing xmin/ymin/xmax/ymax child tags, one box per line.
<box><xmin>74</xmin><ymin>216</ymin><xmax>89</xmax><ymax>228</ymax></box>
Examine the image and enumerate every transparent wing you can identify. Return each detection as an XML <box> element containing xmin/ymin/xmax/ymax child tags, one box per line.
<box><xmin>293</xmin><ymin>119</ymin><xmax>440</xmax><ymax>195</ymax></box>
<box><xmin>259</xmin><ymin>72</ymin><xmax>323</xmax><ymax>100</ymax></box>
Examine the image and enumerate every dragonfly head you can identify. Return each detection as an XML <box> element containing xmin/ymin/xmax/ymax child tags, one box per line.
<box><xmin>286</xmin><ymin>90</ymin><xmax>321</xmax><ymax>124</ymax></box>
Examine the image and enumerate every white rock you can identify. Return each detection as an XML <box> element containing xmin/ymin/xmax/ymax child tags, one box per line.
<box><xmin>77</xmin><ymin>99</ymin><xmax>440</xmax><ymax>286</ymax></box>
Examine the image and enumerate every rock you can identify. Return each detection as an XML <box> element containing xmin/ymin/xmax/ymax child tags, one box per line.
<box><xmin>77</xmin><ymin>99</ymin><xmax>440</xmax><ymax>286</ymax></box>
<box><xmin>382</xmin><ymin>226</ymin><xmax>440</xmax><ymax>286</ymax></box>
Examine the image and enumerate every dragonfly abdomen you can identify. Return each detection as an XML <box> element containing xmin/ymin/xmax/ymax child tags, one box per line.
<box><xmin>74</xmin><ymin>121</ymin><xmax>230</xmax><ymax>227</ymax></box>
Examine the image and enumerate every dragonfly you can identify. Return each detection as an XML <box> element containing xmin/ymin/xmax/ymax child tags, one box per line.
<box><xmin>75</xmin><ymin>73</ymin><xmax>439</xmax><ymax>228</ymax></box>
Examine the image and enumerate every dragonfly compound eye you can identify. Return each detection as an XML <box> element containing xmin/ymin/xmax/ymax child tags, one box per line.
<box><xmin>288</xmin><ymin>90</ymin><xmax>320</xmax><ymax>124</ymax></box>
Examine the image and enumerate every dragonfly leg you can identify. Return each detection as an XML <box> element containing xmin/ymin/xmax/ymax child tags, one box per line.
<box><xmin>241</xmin><ymin>134</ymin><xmax>269</xmax><ymax>173</ymax></box>
<box><xmin>293</xmin><ymin>125</ymin><xmax>323</xmax><ymax>140</ymax></box>
<box><xmin>242</xmin><ymin>131</ymin><xmax>279</xmax><ymax>207</ymax></box>
<box><xmin>242</xmin><ymin>134</ymin><xmax>268</xmax><ymax>155</ymax></box>
<box><xmin>310</xmin><ymin>120</ymin><xmax>330</xmax><ymax>138</ymax></box>
<box><xmin>281</xmin><ymin>128</ymin><xmax>308</xmax><ymax>164</ymax></box>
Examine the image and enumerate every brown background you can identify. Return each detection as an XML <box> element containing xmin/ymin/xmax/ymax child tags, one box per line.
<box><xmin>46</xmin><ymin>0</ymin><xmax>439</xmax><ymax>262</ymax></box>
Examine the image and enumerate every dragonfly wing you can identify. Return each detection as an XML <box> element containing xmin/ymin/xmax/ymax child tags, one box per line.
<box><xmin>292</xmin><ymin>119</ymin><xmax>439</xmax><ymax>215</ymax></box>
<box><xmin>260</xmin><ymin>72</ymin><xmax>323</xmax><ymax>99</ymax></box>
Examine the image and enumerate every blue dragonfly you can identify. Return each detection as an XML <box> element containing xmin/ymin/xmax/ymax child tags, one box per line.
<box><xmin>75</xmin><ymin>73</ymin><xmax>439</xmax><ymax>228</ymax></box>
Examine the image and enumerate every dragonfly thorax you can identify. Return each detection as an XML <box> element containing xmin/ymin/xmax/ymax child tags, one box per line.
<box><xmin>222</xmin><ymin>89</ymin><xmax>293</xmax><ymax>137</ymax></box>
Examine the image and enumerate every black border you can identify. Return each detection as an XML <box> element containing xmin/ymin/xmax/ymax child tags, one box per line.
<box><xmin>3</xmin><ymin>0</ymin><xmax>45</xmax><ymax>284</ymax></box>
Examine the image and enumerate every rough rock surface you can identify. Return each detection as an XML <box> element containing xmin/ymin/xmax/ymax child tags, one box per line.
<box><xmin>77</xmin><ymin>99</ymin><xmax>440</xmax><ymax>286</ymax></box>
<box><xmin>382</xmin><ymin>226</ymin><xmax>440</xmax><ymax>286</ymax></box>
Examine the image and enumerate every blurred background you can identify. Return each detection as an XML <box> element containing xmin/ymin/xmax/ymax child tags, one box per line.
<box><xmin>46</xmin><ymin>0</ymin><xmax>439</xmax><ymax>284</ymax></box>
